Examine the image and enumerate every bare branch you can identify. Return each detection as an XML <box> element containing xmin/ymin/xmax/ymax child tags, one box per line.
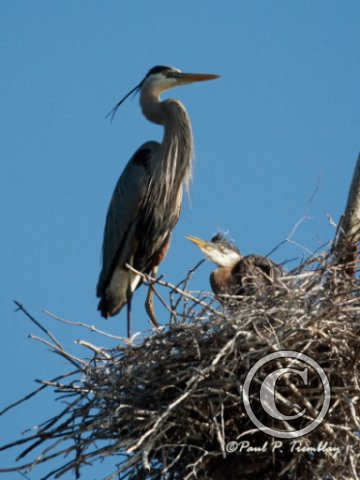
<box><xmin>14</xmin><ymin>301</ymin><xmax>64</xmax><ymax>351</ymax></box>
<box><xmin>333</xmin><ymin>153</ymin><xmax>360</xmax><ymax>272</ymax></box>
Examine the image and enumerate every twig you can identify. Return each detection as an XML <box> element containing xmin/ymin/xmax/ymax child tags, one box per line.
<box><xmin>43</xmin><ymin>309</ymin><xmax>124</xmax><ymax>341</ymax></box>
<box><xmin>0</xmin><ymin>370</ymin><xmax>79</xmax><ymax>417</ymax></box>
<box><xmin>14</xmin><ymin>301</ymin><xmax>64</xmax><ymax>351</ymax></box>
<box><xmin>76</xmin><ymin>339</ymin><xmax>112</xmax><ymax>359</ymax></box>
<box><xmin>29</xmin><ymin>334</ymin><xmax>84</xmax><ymax>368</ymax></box>
<box><xmin>126</xmin><ymin>263</ymin><xmax>225</xmax><ymax>318</ymax></box>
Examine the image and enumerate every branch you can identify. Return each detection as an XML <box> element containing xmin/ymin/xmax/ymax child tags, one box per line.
<box><xmin>333</xmin><ymin>153</ymin><xmax>360</xmax><ymax>271</ymax></box>
<box><xmin>125</xmin><ymin>263</ymin><xmax>225</xmax><ymax>319</ymax></box>
<box><xmin>14</xmin><ymin>301</ymin><xmax>64</xmax><ymax>351</ymax></box>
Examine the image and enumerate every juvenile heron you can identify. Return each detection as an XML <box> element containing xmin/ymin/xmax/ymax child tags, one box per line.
<box><xmin>97</xmin><ymin>66</ymin><xmax>220</xmax><ymax>335</ymax></box>
<box><xmin>187</xmin><ymin>233</ymin><xmax>282</xmax><ymax>300</ymax></box>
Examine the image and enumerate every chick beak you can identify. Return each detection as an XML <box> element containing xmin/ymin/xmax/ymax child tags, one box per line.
<box><xmin>186</xmin><ymin>235</ymin><xmax>212</xmax><ymax>250</ymax></box>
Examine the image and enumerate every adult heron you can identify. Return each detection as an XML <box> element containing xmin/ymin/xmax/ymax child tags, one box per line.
<box><xmin>97</xmin><ymin>65</ymin><xmax>220</xmax><ymax>336</ymax></box>
<box><xmin>187</xmin><ymin>233</ymin><xmax>283</xmax><ymax>300</ymax></box>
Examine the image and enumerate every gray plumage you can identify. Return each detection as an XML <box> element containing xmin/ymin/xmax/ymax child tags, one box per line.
<box><xmin>97</xmin><ymin>66</ymin><xmax>220</xmax><ymax>332</ymax></box>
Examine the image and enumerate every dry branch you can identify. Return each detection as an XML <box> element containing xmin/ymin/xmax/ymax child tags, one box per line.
<box><xmin>333</xmin><ymin>153</ymin><xmax>360</xmax><ymax>275</ymax></box>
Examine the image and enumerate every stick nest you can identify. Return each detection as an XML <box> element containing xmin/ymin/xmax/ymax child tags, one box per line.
<box><xmin>1</xmin><ymin>254</ymin><xmax>359</xmax><ymax>480</ymax></box>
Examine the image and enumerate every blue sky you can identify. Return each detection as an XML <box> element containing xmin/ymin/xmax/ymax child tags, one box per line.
<box><xmin>1</xmin><ymin>1</ymin><xmax>359</xmax><ymax>478</ymax></box>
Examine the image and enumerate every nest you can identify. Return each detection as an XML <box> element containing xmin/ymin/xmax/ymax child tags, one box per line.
<box><xmin>0</xmin><ymin>254</ymin><xmax>359</xmax><ymax>480</ymax></box>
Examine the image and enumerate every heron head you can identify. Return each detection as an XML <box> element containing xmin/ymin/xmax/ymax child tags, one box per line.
<box><xmin>106</xmin><ymin>65</ymin><xmax>220</xmax><ymax>121</ymax></box>
<box><xmin>186</xmin><ymin>234</ymin><xmax>242</xmax><ymax>267</ymax></box>
<box><xmin>141</xmin><ymin>65</ymin><xmax>220</xmax><ymax>95</ymax></box>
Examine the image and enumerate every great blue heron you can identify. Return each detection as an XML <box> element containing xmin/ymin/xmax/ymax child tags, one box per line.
<box><xmin>187</xmin><ymin>233</ymin><xmax>282</xmax><ymax>300</ymax></box>
<box><xmin>97</xmin><ymin>65</ymin><xmax>220</xmax><ymax>335</ymax></box>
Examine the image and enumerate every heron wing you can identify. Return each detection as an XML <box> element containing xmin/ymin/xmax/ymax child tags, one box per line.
<box><xmin>96</xmin><ymin>141</ymin><xmax>160</xmax><ymax>298</ymax></box>
<box><xmin>248</xmin><ymin>255</ymin><xmax>284</xmax><ymax>278</ymax></box>
<box><xmin>233</xmin><ymin>255</ymin><xmax>283</xmax><ymax>296</ymax></box>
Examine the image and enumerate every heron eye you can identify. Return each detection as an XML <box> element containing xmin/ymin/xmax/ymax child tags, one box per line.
<box><xmin>166</xmin><ymin>71</ymin><xmax>180</xmax><ymax>79</ymax></box>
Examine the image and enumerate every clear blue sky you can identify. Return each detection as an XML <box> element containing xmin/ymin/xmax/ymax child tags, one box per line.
<box><xmin>1</xmin><ymin>1</ymin><xmax>359</xmax><ymax>478</ymax></box>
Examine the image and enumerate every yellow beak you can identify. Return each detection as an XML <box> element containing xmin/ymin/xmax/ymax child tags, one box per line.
<box><xmin>176</xmin><ymin>72</ymin><xmax>221</xmax><ymax>86</ymax></box>
<box><xmin>186</xmin><ymin>235</ymin><xmax>210</xmax><ymax>249</ymax></box>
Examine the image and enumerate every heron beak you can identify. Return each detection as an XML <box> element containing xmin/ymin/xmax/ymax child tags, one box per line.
<box><xmin>186</xmin><ymin>235</ymin><xmax>211</xmax><ymax>250</ymax></box>
<box><xmin>175</xmin><ymin>72</ymin><xmax>221</xmax><ymax>85</ymax></box>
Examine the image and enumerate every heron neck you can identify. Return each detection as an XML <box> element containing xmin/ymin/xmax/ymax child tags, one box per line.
<box><xmin>139</xmin><ymin>89</ymin><xmax>165</xmax><ymax>125</ymax></box>
<box><xmin>140</xmin><ymin>88</ymin><xmax>194</xmax><ymax>200</ymax></box>
<box><xmin>160</xmin><ymin>99</ymin><xmax>194</xmax><ymax>193</ymax></box>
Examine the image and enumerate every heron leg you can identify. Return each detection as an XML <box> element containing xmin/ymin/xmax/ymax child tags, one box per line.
<box><xmin>145</xmin><ymin>266</ymin><xmax>160</xmax><ymax>329</ymax></box>
<box><xmin>126</xmin><ymin>288</ymin><xmax>132</xmax><ymax>338</ymax></box>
